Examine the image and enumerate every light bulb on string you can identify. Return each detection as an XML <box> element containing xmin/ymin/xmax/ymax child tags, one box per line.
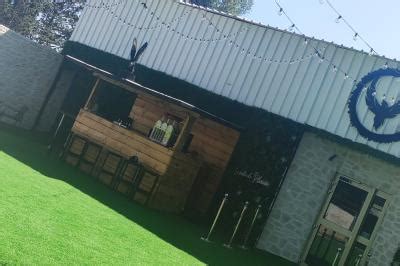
<box><xmin>277</xmin><ymin>7</ymin><xmax>283</xmax><ymax>16</ymax></box>
<box><xmin>319</xmin><ymin>57</ymin><xmax>324</xmax><ymax>63</ymax></box>
<box><xmin>335</xmin><ymin>15</ymin><xmax>342</xmax><ymax>23</ymax></box>
<box><xmin>288</xmin><ymin>24</ymin><xmax>295</xmax><ymax>32</ymax></box>
<box><xmin>303</xmin><ymin>38</ymin><xmax>308</xmax><ymax>45</ymax></box>
<box><xmin>369</xmin><ymin>48</ymin><xmax>375</xmax><ymax>56</ymax></box>
<box><xmin>332</xmin><ymin>65</ymin><xmax>337</xmax><ymax>73</ymax></box>
<box><xmin>384</xmin><ymin>62</ymin><xmax>389</xmax><ymax>69</ymax></box>
<box><xmin>344</xmin><ymin>73</ymin><xmax>349</xmax><ymax>80</ymax></box>
<box><xmin>353</xmin><ymin>33</ymin><xmax>359</xmax><ymax>41</ymax></box>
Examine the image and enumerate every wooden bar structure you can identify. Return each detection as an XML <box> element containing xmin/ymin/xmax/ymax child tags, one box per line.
<box><xmin>64</xmin><ymin>68</ymin><xmax>240</xmax><ymax>214</ymax></box>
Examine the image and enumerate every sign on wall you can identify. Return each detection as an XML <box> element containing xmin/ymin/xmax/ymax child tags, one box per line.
<box><xmin>348</xmin><ymin>68</ymin><xmax>400</xmax><ymax>143</ymax></box>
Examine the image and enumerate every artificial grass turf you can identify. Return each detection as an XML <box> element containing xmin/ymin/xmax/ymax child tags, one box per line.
<box><xmin>0</xmin><ymin>127</ymin><xmax>293</xmax><ymax>265</ymax></box>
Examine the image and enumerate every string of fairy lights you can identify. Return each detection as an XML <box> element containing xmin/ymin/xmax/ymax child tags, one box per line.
<box><xmin>83</xmin><ymin>0</ymin><xmax>329</xmax><ymax>66</ymax></box>
<box><xmin>83</xmin><ymin>0</ymin><xmax>391</xmax><ymax>83</ymax></box>
<box><xmin>274</xmin><ymin>0</ymin><xmax>393</xmax><ymax>86</ymax></box>
<box><xmin>320</xmin><ymin>0</ymin><xmax>377</xmax><ymax>56</ymax></box>
<box><xmin>84</xmin><ymin>0</ymin><xmax>123</xmax><ymax>9</ymax></box>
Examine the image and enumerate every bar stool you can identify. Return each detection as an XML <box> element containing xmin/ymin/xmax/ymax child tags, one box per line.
<box><xmin>77</xmin><ymin>142</ymin><xmax>102</xmax><ymax>175</ymax></box>
<box><xmin>133</xmin><ymin>169</ymin><xmax>160</xmax><ymax>205</ymax></box>
<box><xmin>112</xmin><ymin>156</ymin><xmax>143</xmax><ymax>196</ymax></box>
<box><xmin>62</xmin><ymin>133</ymin><xmax>88</xmax><ymax>167</ymax></box>
<box><xmin>97</xmin><ymin>150</ymin><xmax>125</xmax><ymax>186</ymax></box>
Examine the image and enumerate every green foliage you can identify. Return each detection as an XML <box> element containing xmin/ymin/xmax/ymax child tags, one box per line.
<box><xmin>189</xmin><ymin>0</ymin><xmax>254</xmax><ymax>15</ymax></box>
<box><xmin>0</xmin><ymin>0</ymin><xmax>44</xmax><ymax>39</ymax></box>
<box><xmin>0</xmin><ymin>0</ymin><xmax>84</xmax><ymax>50</ymax></box>
<box><xmin>0</xmin><ymin>125</ymin><xmax>294</xmax><ymax>266</ymax></box>
<box><xmin>35</xmin><ymin>0</ymin><xmax>84</xmax><ymax>50</ymax></box>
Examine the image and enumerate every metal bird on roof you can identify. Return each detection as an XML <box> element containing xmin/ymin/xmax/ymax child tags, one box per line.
<box><xmin>127</xmin><ymin>38</ymin><xmax>149</xmax><ymax>80</ymax></box>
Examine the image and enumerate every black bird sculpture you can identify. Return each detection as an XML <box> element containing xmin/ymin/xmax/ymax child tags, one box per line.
<box><xmin>365</xmin><ymin>78</ymin><xmax>400</xmax><ymax>130</ymax></box>
<box><xmin>127</xmin><ymin>38</ymin><xmax>148</xmax><ymax>80</ymax></box>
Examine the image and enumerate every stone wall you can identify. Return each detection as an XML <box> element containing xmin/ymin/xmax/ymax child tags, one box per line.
<box><xmin>257</xmin><ymin>131</ymin><xmax>400</xmax><ymax>265</ymax></box>
<box><xmin>0</xmin><ymin>24</ymin><xmax>65</xmax><ymax>131</ymax></box>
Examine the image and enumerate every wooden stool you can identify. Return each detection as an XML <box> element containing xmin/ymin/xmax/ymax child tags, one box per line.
<box><xmin>77</xmin><ymin>142</ymin><xmax>102</xmax><ymax>175</ymax></box>
<box><xmin>133</xmin><ymin>169</ymin><xmax>160</xmax><ymax>205</ymax></box>
<box><xmin>62</xmin><ymin>134</ymin><xmax>88</xmax><ymax>167</ymax></box>
<box><xmin>112</xmin><ymin>156</ymin><xmax>143</xmax><ymax>196</ymax></box>
<box><xmin>97</xmin><ymin>151</ymin><xmax>124</xmax><ymax>186</ymax></box>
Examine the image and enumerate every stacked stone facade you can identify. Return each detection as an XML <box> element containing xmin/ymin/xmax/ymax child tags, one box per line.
<box><xmin>258</xmin><ymin>131</ymin><xmax>400</xmax><ymax>265</ymax></box>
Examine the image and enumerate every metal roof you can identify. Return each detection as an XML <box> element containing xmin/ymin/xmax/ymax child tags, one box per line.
<box><xmin>70</xmin><ymin>0</ymin><xmax>400</xmax><ymax>158</ymax></box>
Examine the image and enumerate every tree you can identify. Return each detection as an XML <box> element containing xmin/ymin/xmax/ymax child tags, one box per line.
<box><xmin>0</xmin><ymin>0</ymin><xmax>84</xmax><ymax>50</ymax></box>
<box><xmin>188</xmin><ymin>0</ymin><xmax>254</xmax><ymax>15</ymax></box>
<box><xmin>0</xmin><ymin>0</ymin><xmax>44</xmax><ymax>39</ymax></box>
<box><xmin>36</xmin><ymin>0</ymin><xmax>85</xmax><ymax>50</ymax></box>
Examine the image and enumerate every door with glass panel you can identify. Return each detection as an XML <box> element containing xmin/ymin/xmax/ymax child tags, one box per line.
<box><xmin>300</xmin><ymin>176</ymin><xmax>389</xmax><ymax>266</ymax></box>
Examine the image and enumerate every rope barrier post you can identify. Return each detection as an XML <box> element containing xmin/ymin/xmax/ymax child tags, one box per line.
<box><xmin>223</xmin><ymin>201</ymin><xmax>249</xmax><ymax>249</ymax></box>
<box><xmin>239</xmin><ymin>204</ymin><xmax>261</xmax><ymax>249</ymax></box>
<box><xmin>201</xmin><ymin>193</ymin><xmax>229</xmax><ymax>242</ymax></box>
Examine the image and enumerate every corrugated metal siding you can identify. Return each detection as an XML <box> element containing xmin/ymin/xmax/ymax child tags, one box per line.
<box><xmin>70</xmin><ymin>0</ymin><xmax>400</xmax><ymax>158</ymax></box>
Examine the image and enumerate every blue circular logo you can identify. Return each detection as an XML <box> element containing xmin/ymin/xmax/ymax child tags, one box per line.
<box><xmin>348</xmin><ymin>68</ymin><xmax>400</xmax><ymax>143</ymax></box>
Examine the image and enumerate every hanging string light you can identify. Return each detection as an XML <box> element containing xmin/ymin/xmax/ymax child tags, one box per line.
<box><xmin>384</xmin><ymin>62</ymin><xmax>389</xmax><ymax>69</ymax></box>
<box><xmin>85</xmin><ymin>0</ymin><xmax>327</xmax><ymax>66</ymax></box>
<box><xmin>83</xmin><ymin>0</ymin><xmax>123</xmax><ymax>9</ymax></box>
<box><xmin>321</xmin><ymin>0</ymin><xmax>378</xmax><ymax>55</ymax></box>
<box><xmin>274</xmin><ymin>0</ymin><xmax>359</xmax><ymax>84</ymax></box>
<box><xmin>274</xmin><ymin>0</ymin><xmax>302</xmax><ymax>34</ymax></box>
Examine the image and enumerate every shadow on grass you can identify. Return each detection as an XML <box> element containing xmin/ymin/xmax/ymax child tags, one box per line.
<box><xmin>0</xmin><ymin>126</ymin><xmax>293</xmax><ymax>266</ymax></box>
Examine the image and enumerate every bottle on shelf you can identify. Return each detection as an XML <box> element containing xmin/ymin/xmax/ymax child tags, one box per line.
<box><xmin>162</xmin><ymin>120</ymin><xmax>175</xmax><ymax>146</ymax></box>
<box><xmin>159</xmin><ymin>119</ymin><xmax>169</xmax><ymax>144</ymax></box>
<box><xmin>150</xmin><ymin>116</ymin><xmax>164</xmax><ymax>141</ymax></box>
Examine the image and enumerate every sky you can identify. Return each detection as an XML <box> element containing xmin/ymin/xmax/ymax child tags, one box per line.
<box><xmin>242</xmin><ymin>0</ymin><xmax>400</xmax><ymax>60</ymax></box>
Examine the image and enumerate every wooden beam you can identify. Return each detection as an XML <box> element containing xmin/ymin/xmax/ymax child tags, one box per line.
<box><xmin>173</xmin><ymin>114</ymin><xmax>196</xmax><ymax>152</ymax></box>
<box><xmin>84</xmin><ymin>78</ymin><xmax>100</xmax><ymax>110</ymax></box>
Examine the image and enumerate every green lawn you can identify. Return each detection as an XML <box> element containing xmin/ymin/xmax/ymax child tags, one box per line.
<box><xmin>0</xmin><ymin>126</ymin><xmax>293</xmax><ymax>265</ymax></box>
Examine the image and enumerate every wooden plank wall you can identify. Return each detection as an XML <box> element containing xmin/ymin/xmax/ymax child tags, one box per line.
<box><xmin>72</xmin><ymin>110</ymin><xmax>172</xmax><ymax>174</ymax></box>
<box><xmin>130</xmin><ymin>94</ymin><xmax>189</xmax><ymax>136</ymax></box>
<box><xmin>189</xmin><ymin>117</ymin><xmax>240</xmax><ymax>214</ymax></box>
<box><xmin>131</xmin><ymin>94</ymin><xmax>240</xmax><ymax>214</ymax></box>
<box><xmin>72</xmin><ymin>109</ymin><xmax>204</xmax><ymax>213</ymax></box>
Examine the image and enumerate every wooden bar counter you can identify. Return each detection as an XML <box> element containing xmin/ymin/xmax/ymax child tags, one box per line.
<box><xmin>72</xmin><ymin>109</ymin><xmax>203</xmax><ymax>212</ymax></box>
<box><xmin>63</xmin><ymin>70</ymin><xmax>241</xmax><ymax>214</ymax></box>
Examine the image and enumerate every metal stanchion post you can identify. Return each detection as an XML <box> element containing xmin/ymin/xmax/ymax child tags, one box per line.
<box><xmin>223</xmin><ymin>201</ymin><xmax>249</xmax><ymax>249</ymax></box>
<box><xmin>240</xmin><ymin>204</ymin><xmax>261</xmax><ymax>249</ymax></box>
<box><xmin>201</xmin><ymin>193</ymin><xmax>229</xmax><ymax>242</ymax></box>
<box><xmin>332</xmin><ymin>248</ymin><xmax>342</xmax><ymax>265</ymax></box>
<box><xmin>47</xmin><ymin>112</ymin><xmax>65</xmax><ymax>152</ymax></box>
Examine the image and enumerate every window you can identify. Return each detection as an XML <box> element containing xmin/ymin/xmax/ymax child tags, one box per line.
<box><xmin>89</xmin><ymin>82</ymin><xmax>136</xmax><ymax>126</ymax></box>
